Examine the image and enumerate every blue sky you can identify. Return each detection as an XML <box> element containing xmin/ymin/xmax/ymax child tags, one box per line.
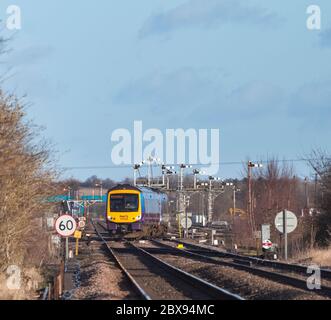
<box><xmin>0</xmin><ymin>0</ymin><xmax>330</xmax><ymax>181</ymax></box>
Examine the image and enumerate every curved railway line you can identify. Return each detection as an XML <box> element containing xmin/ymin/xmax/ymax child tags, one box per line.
<box><xmin>88</xmin><ymin>220</ymin><xmax>329</xmax><ymax>300</ymax></box>
<box><xmin>169</xmin><ymin>239</ymin><xmax>331</xmax><ymax>280</ymax></box>
<box><xmin>92</xmin><ymin>221</ymin><xmax>243</xmax><ymax>300</ymax></box>
<box><xmin>146</xmin><ymin>239</ymin><xmax>331</xmax><ymax>299</ymax></box>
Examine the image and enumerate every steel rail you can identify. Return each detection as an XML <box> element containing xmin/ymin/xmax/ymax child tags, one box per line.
<box><xmin>92</xmin><ymin>220</ymin><xmax>151</xmax><ymax>300</ymax></box>
<box><xmin>128</xmin><ymin>241</ymin><xmax>244</xmax><ymax>300</ymax></box>
<box><xmin>170</xmin><ymin>239</ymin><xmax>331</xmax><ymax>280</ymax></box>
<box><xmin>152</xmin><ymin>240</ymin><xmax>331</xmax><ymax>298</ymax></box>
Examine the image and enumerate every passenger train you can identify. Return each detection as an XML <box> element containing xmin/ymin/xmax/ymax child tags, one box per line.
<box><xmin>106</xmin><ymin>184</ymin><xmax>168</xmax><ymax>234</ymax></box>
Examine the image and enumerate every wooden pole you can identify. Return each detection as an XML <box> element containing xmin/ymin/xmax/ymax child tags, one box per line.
<box><xmin>48</xmin><ymin>283</ymin><xmax>52</xmax><ymax>300</ymax></box>
<box><xmin>247</xmin><ymin>163</ymin><xmax>252</xmax><ymax>233</ymax></box>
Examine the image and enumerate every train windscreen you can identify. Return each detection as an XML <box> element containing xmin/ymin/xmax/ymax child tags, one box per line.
<box><xmin>110</xmin><ymin>194</ymin><xmax>139</xmax><ymax>212</ymax></box>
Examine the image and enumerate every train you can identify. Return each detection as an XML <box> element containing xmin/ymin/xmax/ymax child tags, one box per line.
<box><xmin>105</xmin><ymin>184</ymin><xmax>168</xmax><ymax>235</ymax></box>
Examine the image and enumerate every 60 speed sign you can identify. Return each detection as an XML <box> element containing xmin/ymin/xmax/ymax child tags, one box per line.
<box><xmin>55</xmin><ymin>215</ymin><xmax>77</xmax><ymax>237</ymax></box>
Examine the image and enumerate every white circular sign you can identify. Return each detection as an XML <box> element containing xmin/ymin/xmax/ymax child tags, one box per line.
<box><xmin>275</xmin><ymin>210</ymin><xmax>298</xmax><ymax>234</ymax></box>
<box><xmin>55</xmin><ymin>215</ymin><xmax>77</xmax><ymax>237</ymax></box>
<box><xmin>78</xmin><ymin>220</ymin><xmax>86</xmax><ymax>229</ymax></box>
<box><xmin>181</xmin><ymin>217</ymin><xmax>192</xmax><ymax>229</ymax></box>
<box><xmin>262</xmin><ymin>240</ymin><xmax>273</xmax><ymax>250</ymax></box>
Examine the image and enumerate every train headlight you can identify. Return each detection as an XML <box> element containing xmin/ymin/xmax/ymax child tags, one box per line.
<box><xmin>137</xmin><ymin>215</ymin><xmax>141</xmax><ymax>220</ymax></box>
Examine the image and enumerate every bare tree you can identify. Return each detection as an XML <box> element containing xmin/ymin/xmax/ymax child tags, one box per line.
<box><xmin>0</xmin><ymin>92</ymin><xmax>58</xmax><ymax>271</ymax></box>
<box><xmin>307</xmin><ymin>149</ymin><xmax>331</xmax><ymax>246</ymax></box>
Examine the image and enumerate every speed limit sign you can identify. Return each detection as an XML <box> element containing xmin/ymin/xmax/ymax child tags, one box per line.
<box><xmin>55</xmin><ymin>215</ymin><xmax>77</xmax><ymax>237</ymax></box>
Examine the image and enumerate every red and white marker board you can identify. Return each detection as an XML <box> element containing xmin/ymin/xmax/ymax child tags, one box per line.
<box><xmin>262</xmin><ymin>240</ymin><xmax>273</xmax><ymax>250</ymax></box>
<box><xmin>55</xmin><ymin>215</ymin><xmax>77</xmax><ymax>237</ymax></box>
<box><xmin>78</xmin><ymin>220</ymin><xmax>86</xmax><ymax>229</ymax></box>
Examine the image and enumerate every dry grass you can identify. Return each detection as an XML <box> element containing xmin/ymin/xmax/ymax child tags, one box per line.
<box><xmin>293</xmin><ymin>248</ymin><xmax>331</xmax><ymax>267</ymax></box>
<box><xmin>309</xmin><ymin>248</ymin><xmax>331</xmax><ymax>267</ymax></box>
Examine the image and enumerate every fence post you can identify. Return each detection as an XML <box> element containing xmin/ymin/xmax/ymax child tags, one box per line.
<box><xmin>57</xmin><ymin>274</ymin><xmax>62</xmax><ymax>298</ymax></box>
<box><xmin>48</xmin><ymin>283</ymin><xmax>52</xmax><ymax>300</ymax></box>
<box><xmin>54</xmin><ymin>277</ymin><xmax>59</xmax><ymax>300</ymax></box>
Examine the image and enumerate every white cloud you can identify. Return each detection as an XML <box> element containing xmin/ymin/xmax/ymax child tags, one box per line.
<box><xmin>114</xmin><ymin>67</ymin><xmax>223</xmax><ymax>114</ymax></box>
<box><xmin>114</xmin><ymin>68</ymin><xmax>285</xmax><ymax>127</ymax></box>
<box><xmin>139</xmin><ymin>0</ymin><xmax>282</xmax><ymax>38</ymax></box>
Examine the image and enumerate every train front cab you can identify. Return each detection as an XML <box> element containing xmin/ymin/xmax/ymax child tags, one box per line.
<box><xmin>106</xmin><ymin>188</ymin><xmax>142</xmax><ymax>233</ymax></box>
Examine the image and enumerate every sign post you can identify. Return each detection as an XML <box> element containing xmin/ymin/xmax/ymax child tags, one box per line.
<box><xmin>275</xmin><ymin>210</ymin><xmax>298</xmax><ymax>261</ymax></box>
<box><xmin>55</xmin><ymin>215</ymin><xmax>77</xmax><ymax>261</ymax></box>
<box><xmin>65</xmin><ymin>238</ymin><xmax>69</xmax><ymax>260</ymax></box>
<box><xmin>74</xmin><ymin>230</ymin><xmax>82</xmax><ymax>256</ymax></box>
<box><xmin>283</xmin><ymin>210</ymin><xmax>288</xmax><ymax>260</ymax></box>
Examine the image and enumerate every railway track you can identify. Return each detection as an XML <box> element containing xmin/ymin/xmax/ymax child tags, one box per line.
<box><xmin>150</xmin><ymin>239</ymin><xmax>331</xmax><ymax>298</ymax></box>
<box><xmin>92</xmin><ymin>221</ymin><xmax>243</xmax><ymax>300</ymax></box>
<box><xmin>167</xmin><ymin>239</ymin><xmax>331</xmax><ymax>280</ymax></box>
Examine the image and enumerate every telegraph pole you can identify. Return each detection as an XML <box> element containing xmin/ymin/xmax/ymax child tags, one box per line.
<box><xmin>232</xmin><ymin>186</ymin><xmax>240</xmax><ymax>249</ymax></box>
<box><xmin>247</xmin><ymin>162</ymin><xmax>253</xmax><ymax>234</ymax></box>
<box><xmin>247</xmin><ymin>161</ymin><xmax>263</xmax><ymax>236</ymax></box>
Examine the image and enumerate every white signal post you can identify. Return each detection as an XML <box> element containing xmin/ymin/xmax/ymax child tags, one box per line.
<box><xmin>179</xmin><ymin>164</ymin><xmax>192</xmax><ymax>191</ymax></box>
<box><xmin>183</xmin><ymin>194</ymin><xmax>191</xmax><ymax>239</ymax></box>
<box><xmin>193</xmin><ymin>169</ymin><xmax>206</xmax><ymax>190</ymax></box>
<box><xmin>145</xmin><ymin>156</ymin><xmax>161</xmax><ymax>187</ymax></box>
<box><xmin>162</xmin><ymin>165</ymin><xmax>175</xmax><ymax>188</ymax></box>
<box><xmin>133</xmin><ymin>163</ymin><xmax>142</xmax><ymax>186</ymax></box>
